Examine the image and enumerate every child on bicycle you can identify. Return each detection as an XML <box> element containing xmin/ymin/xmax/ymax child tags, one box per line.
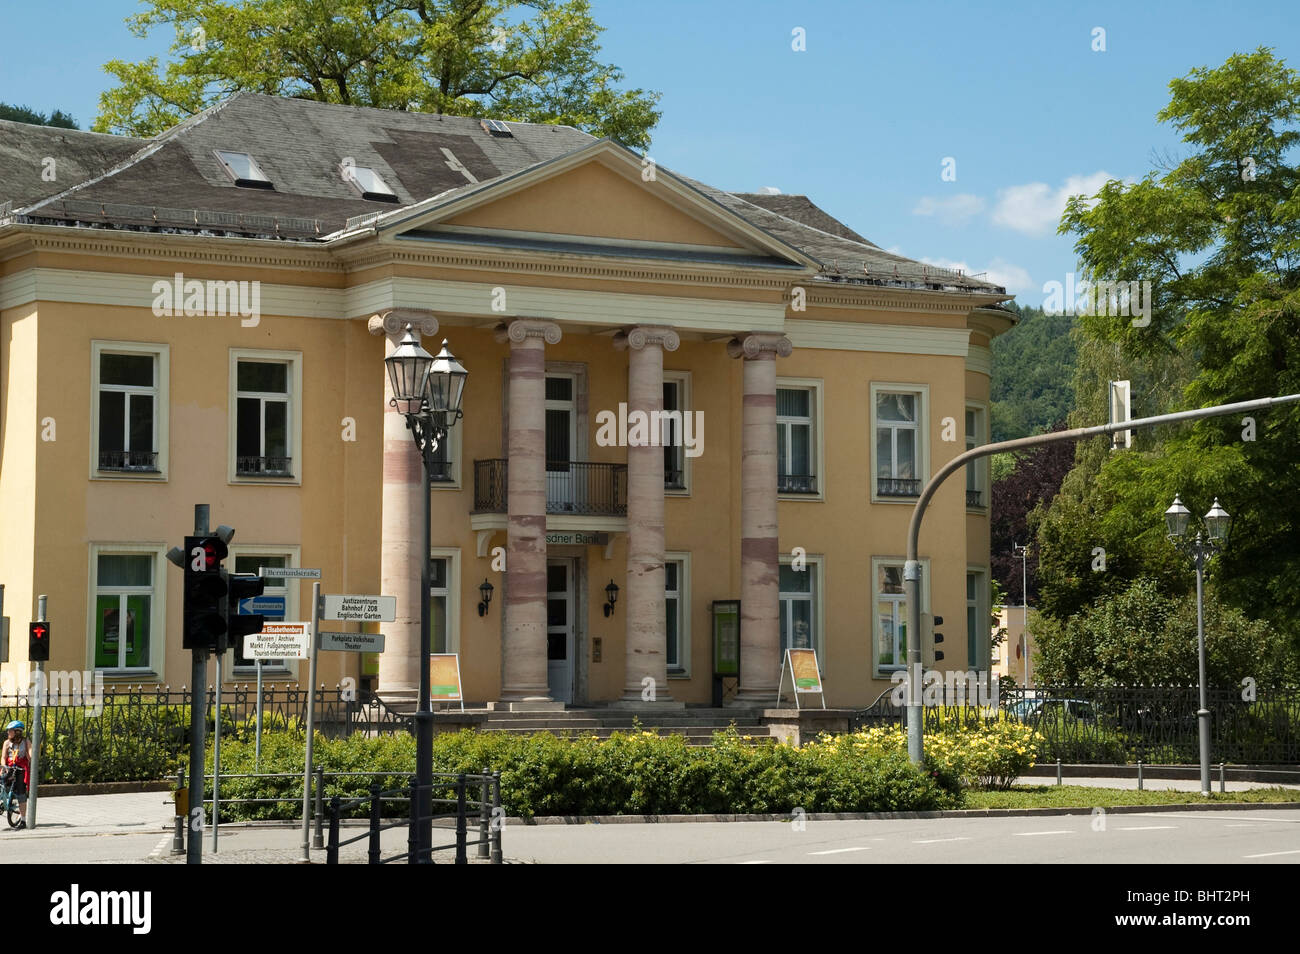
<box><xmin>2</xmin><ymin>721</ymin><xmax>30</xmax><ymax>829</ymax></box>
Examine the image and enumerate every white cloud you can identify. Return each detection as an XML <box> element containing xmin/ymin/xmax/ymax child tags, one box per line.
<box><xmin>991</xmin><ymin>172</ymin><xmax>1115</xmax><ymax>236</ymax></box>
<box><xmin>919</xmin><ymin>255</ymin><xmax>1033</xmax><ymax>294</ymax></box>
<box><xmin>912</xmin><ymin>193</ymin><xmax>986</xmax><ymax>227</ymax></box>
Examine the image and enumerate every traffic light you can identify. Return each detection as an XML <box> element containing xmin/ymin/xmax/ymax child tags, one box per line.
<box><xmin>183</xmin><ymin>535</ymin><xmax>228</xmax><ymax>650</ymax></box>
<box><xmin>28</xmin><ymin>620</ymin><xmax>50</xmax><ymax>662</ymax></box>
<box><xmin>226</xmin><ymin>574</ymin><xmax>266</xmax><ymax>656</ymax></box>
<box><xmin>932</xmin><ymin>615</ymin><xmax>945</xmax><ymax>662</ymax></box>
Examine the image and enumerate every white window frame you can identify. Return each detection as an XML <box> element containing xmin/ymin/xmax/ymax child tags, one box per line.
<box><xmin>871</xmin><ymin>555</ymin><xmax>930</xmax><ymax>678</ymax></box>
<box><xmin>870</xmin><ymin>383</ymin><xmax>929</xmax><ymax>505</ymax></box>
<box><xmin>229</xmin><ymin>349</ymin><xmax>303</xmax><ymax>485</ymax></box>
<box><xmin>224</xmin><ymin>544</ymin><xmax>302</xmax><ymax>681</ymax></box>
<box><xmin>665</xmin><ymin>551</ymin><xmax>691</xmax><ymax>676</ymax></box>
<box><xmin>87</xmin><ymin>543</ymin><xmax>166</xmax><ymax>677</ymax></box>
<box><xmin>778</xmin><ymin>552</ymin><xmax>825</xmax><ymax>671</ymax></box>
<box><xmin>776</xmin><ymin>377</ymin><xmax>825</xmax><ymax>501</ymax></box>
<box><xmin>90</xmin><ymin>341</ymin><xmax>169</xmax><ymax>481</ymax></box>
<box><xmin>430</xmin><ymin>547</ymin><xmax>461</xmax><ymax>655</ymax></box>
<box><xmin>967</xmin><ymin>566</ymin><xmax>989</xmax><ymax>672</ymax></box>
<box><xmin>662</xmin><ymin>371</ymin><xmax>693</xmax><ymax>496</ymax></box>
<box><xmin>965</xmin><ymin>402</ymin><xmax>988</xmax><ymax>510</ymax></box>
<box><xmin>428</xmin><ymin>416</ymin><xmax>462</xmax><ymax>490</ymax></box>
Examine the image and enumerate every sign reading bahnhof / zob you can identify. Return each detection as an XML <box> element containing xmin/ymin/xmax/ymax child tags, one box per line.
<box><xmin>319</xmin><ymin>594</ymin><xmax>396</xmax><ymax>622</ymax></box>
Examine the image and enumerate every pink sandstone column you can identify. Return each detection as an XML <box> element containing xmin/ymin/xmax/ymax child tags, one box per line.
<box><xmin>614</xmin><ymin>325</ymin><xmax>679</xmax><ymax>703</ymax></box>
<box><xmin>367</xmin><ymin>309</ymin><xmax>439</xmax><ymax>705</ymax></box>
<box><xmin>495</xmin><ymin>318</ymin><xmax>562</xmax><ymax>701</ymax></box>
<box><xmin>727</xmin><ymin>332</ymin><xmax>792</xmax><ymax>703</ymax></box>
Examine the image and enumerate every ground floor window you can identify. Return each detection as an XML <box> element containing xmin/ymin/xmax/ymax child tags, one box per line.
<box><xmin>92</xmin><ymin>550</ymin><xmax>157</xmax><ymax>671</ymax></box>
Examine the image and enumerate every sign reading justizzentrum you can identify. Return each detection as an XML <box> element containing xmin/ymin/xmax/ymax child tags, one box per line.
<box><xmin>244</xmin><ymin>622</ymin><xmax>312</xmax><ymax>659</ymax></box>
<box><xmin>319</xmin><ymin>631</ymin><xmax>386</xmax><ymax>653</ymax></box>
<box><xmin>320</xmin><ymin>594</ymin><xmax>396</xmax><ymax>622</ymax></box>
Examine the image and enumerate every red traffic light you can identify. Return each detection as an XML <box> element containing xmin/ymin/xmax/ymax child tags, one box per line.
<box><xmin>184</xmin><ymin>536</ymin><xmax>228</xmax><ymax>573</ymax></box>
<box><xmin>29</xmin><ymin>621</ymin><xmax>50</xmax><ymax>662</ymax></box>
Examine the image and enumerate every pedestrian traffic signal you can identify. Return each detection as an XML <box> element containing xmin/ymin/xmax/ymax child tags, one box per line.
<box><xmin>932</xmin><ymin>614</ymin><xmax>945</xmax><ymax>662</ymax></box>
<box><xmin>225</xmin><ymin>574</ymin><xmax>266</xmax><ymax>656</ymax></box>
<box><xmin>183</xmin><ymin>535</ymin><xmax>228</xmax><ymax>650</ymax></box>
<box><xmin>28</xmin><ymin>620</ymin><xmax>50</xmax><ymax>662</ymax></box>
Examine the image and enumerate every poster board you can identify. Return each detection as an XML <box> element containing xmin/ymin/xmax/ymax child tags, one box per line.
<box><xmin>430</xmin><ymin>653</ymin><xmax>465</xmax><ymax>711</ymax></box>
<box><xmin>776</xmin><ymin>648</ymin><xmax>826</xmax><ymax>709</ymax></box>
<box><xmin>712</xmin><ymin>600</ymin><xmax>740</xmax><ymax>678</ymax></box>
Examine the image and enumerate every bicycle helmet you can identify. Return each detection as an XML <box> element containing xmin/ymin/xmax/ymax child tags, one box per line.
<box><xmin>4</xmin><ymin>721</ymin><xmax>22</xmax><ymax>732</ymax></box>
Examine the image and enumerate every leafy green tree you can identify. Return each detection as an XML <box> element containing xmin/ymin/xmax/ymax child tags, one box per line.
<box><xmin>1036</xmin><ymin>48</ymin><xmax>1300</xmax><ymax>644</ymax></box>
<box><xmin>0</xmin><ymin>103</ymin><xmax>79</xmax><ymax>128</ymax></box>
<box><xmin>989</xmin><ymin>303</ymin><xmax>1078</xmax><ymax>441</ymax></box>
<box><xmin>94</xmin><ymin>0</ymin><xmax>661</xmax><ymax>149</ymax></box>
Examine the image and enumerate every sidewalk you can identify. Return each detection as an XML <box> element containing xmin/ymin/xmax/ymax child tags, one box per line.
<box><xmin>8</xmin><ymin>791</ymin><xmax>172</xmax><ymax>836</ymax></box>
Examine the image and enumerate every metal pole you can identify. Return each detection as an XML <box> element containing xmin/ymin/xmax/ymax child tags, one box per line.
<box><xmin>188</xmin><ymin>503</ymin><xmax>210</xmax><ymax>864</ymax></box>
<box><xmin>301</xmin><ymin>580</ymin><xmax>321</xmax><ymax>862</ymax></box>
<box><xmin>1219</xmin><ymin>761</ymin><xmax>1226</xmax><ymax>793</ymax></box>
<box><xmin>490</xmin><ymin>771</ymin><xmax>503</xmax><ymax>864</ymax></box>
<box><xmin>172</xmin><ymin>767</ymin><xmax>185</xmax><ymax>854</ymax></box>
<box><xmin>212</xmin><ymin>652</ymin><xmax>221</xmax><ymax>851</ymax></box>
<box><xmin>27</xmin><ymin>594</ymin><xmax>46</xmax><ymax>828</ymax></box>
<box><xmin>416</xmin><ymin>427</ymin><xmax>434</xmax><ymax>864</ymax></box>
<box><xmin>1137</xmin><ymin>760</ymin><xmax>1144</xmax><ymax>791</ymax></box>
<box><xmin>255</xmin><ymin>658</ymin><xmax>263</xmax><ymax>771</ymax></box>
<box><xmin>478</xmin><ymin>766</ymin><xmax>490</xmax><ymax>859</ymax></box>
<box><xmin>1022</xmin><ymin>547</ymin><xmax>1030</xmax><ymax>687</ymax></box>
<box><xmin>455</xmin><ymin>774</ymin><xmax>467</xmax><ymax>865</ymax></box>
<box><xmin>904</xmin><ymin>392</ymin><xmax>1300</xmax><ymax>764</ymax></box>
<box><xmin>314</xmin><ymin>765</ymin><xmax>325</xmax><ymax>850</ymax></box>
<box><xmin>1195</xmin><ymin>545</ymin><xmax>1211</xmax><ymax>797</ymax></box>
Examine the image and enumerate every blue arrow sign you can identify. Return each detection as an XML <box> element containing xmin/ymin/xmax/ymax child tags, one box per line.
<box><xmin>238</xmin><ymin>596</ymin><xmax>286</xmax><ymax>615</ymax></box>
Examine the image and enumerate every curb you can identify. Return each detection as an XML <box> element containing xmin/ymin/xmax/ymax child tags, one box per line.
<box><xmin>36</xmin><ymin>781</ymin><xmax>175</xmax><ymax>798</ymax></box>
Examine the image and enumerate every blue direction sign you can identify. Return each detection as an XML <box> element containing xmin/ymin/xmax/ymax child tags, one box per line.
<box><xmin>238</xmin><ymin>596</ymin><xmax>286</xmax><ymax>616</ymax></box>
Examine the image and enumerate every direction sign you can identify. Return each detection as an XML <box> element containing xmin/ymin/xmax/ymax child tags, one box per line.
<box><xmin>320</xmin><ymin>594</ymin><xmax>396</xmax><ymax>622</ymax></box>
<box><xmin>238</xmin><ymin>595</ymin><xmax>286</xmax><ymax>616</ymax></box>
<box><xmin>260</xmin><ymin>567</ymin><xmax>321</xmax><ymax>580</ymax></box>
<box><xmin>244</xmin><ymin>622</ymin><xmax>312</xmax><ymax>659</ymax></box>
<box><xmin>319</xmin><ymin>631</ymin><xmax>386</xmax><ymax>653</ymax></box>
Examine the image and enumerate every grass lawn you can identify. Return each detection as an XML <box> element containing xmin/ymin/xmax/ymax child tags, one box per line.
<box><xmin>963</xmin><ymin>785</ymin><xmax>1300</xmax><ymax>809</ymax></box>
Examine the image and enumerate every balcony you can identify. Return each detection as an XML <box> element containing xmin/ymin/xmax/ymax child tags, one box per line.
<box><xmin>778</xmin><ymin>474</ymin><xmax>818</xmax><ymax>494</ymax></box>
<box><xmin>877</xmin><ymin>477</ymin><xmax>921</xmax><ymax>497</ymax></box>
<box><xmin>474</xmin><ymin>460</ymin><xmax>628</xmax><ymax>516</ymax></box>
<box><xmin>966</xmin><ymin>489</ymin><xmax>984</xmax><ymax>508</ymax></box>
<box><xmin>237</xmin><ymin>456</ymin><xmax>293</xmax><ymax>477</ymax></box>
<box><xmin>98</xmin><ymin>449</ymin><xmax>159</xmax><ymax>473</ymax></box>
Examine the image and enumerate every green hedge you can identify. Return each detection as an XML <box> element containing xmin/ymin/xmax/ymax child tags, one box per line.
<box><xmin>204</xmin><ymin>729</ymin><xmax>962</xmax><ymax>820</ymax></box>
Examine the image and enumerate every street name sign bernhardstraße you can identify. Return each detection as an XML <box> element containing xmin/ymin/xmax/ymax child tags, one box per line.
<box><xmin>319</xmin><ymin>631</ymin><xmax>386</xmax><ymax>653</ymax></box>
<box><xmin>259</xmin><ymin>567</ymin><xmax>322</xmax><ymax>579</ymax></box>
<box><xmin>320</xmin><ymin>594</ymin><xmax>397</xmax><ymax>622</ymax></box>
<box><xmin>244</xmin><ymin>622</ymin><xmax>312</xmax><ymax>659</ymax></box>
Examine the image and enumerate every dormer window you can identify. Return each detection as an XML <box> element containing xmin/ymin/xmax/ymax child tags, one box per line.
<box><xmin>480</xmin><ymin>118</ymin><xmax>513</xmax><ymax>137</ymax></box>
<box><xmin>214</xmin><ymin>151</ymin><xmax>273</xmax><ymax>189</ymax></box>
<box><xmin>342</xmin><ymin>165</ymin><xmax>399</xmax><ymax>203</ymax></box>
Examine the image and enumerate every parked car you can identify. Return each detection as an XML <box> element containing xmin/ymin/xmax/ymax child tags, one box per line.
<box><xmin>1009</xmin><ymin>698</ymin><xmax>1097</xmax><ymax>724</ymax></box>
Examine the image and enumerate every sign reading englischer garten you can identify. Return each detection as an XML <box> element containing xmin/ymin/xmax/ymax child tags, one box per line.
<box><xmin>319</xmin><ymin>594</ymin><xmax>397</xmax><ymax>622</ymax></box>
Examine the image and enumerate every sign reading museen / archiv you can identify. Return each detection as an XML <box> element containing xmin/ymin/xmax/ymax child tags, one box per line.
<box><xmin>545</xmin><ymin>532</ymin><xmax>609</xmax><ymax>546</ymax></box>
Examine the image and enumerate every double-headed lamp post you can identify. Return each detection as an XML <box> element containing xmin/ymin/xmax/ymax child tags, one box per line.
<box><xmin>1164</xmin><ymin>494</ymin><xmax>1232</xmax><ymax>797</ymax></box>
<box><xmin>384</xmin><ymin>325</ymin><xmax>467</xmax><ymax>860</ymax></box>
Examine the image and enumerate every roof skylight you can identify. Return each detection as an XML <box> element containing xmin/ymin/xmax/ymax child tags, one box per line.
<box><xmin>480</xmin><ymin>118</ymin><xmax>513</xmax><ymax>137</ymax></box>
<box><xmin>214</xmin><ymin>150</ymin><xmax>273</xmax><ymax>189</ymax></box>
<box><xmin>343</xmin><ymin>165</ymin><xmax>399</xmax><ymax>203</ymax></box>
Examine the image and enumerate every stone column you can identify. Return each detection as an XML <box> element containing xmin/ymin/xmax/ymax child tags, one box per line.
<box><xmin>495</xmin><ymin>318</ymin><xmax>562</xmax><ymax>701</ymax></box>
<box><xmin>727</xmin><ymin>332</ymin><xmax>792</xmax><ymax>704</ymax></box>
<box><xmin>614</xmin><ymin>325</ymin><xmax>679</xmax><ymax>704</ymax></box>
<box><xmin>367</xmin><ymin>309</ymin><xmax>439</xmax><ymax>706</ymax></box>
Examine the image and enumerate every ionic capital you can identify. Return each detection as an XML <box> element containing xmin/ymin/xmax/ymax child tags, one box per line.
<box><xmin>613</xmin><ymin>325</ymin><xmax>680</xmax><ymax>353</ymax></box>
<box><xmin>493</xmin><ymin>318</ymin><xmax>562</xmax><ymax>345</ymax></box>
<box><xmin>367</xmin><ymin>308</ymin><xmax>438</xmax><ymax>338</ymax></box>
<box><xmin>726</xmin><ymin>332</ymin><xmax>793</xmax><ymax>360</ymax></box>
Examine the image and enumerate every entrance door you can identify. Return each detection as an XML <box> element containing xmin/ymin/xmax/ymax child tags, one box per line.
<box><xmin>546</xmin><ymin>559</ymin><xmax>576</xmax><ymax>703</ymax></box>
<box><xmin>545</xmin><ymin>375</ymin><xmax>578</xmax><ymax>511</ymax></box>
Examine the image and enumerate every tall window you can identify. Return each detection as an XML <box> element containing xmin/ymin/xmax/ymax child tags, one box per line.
<box><xmin>665</xmin><ymin>560</ymin><xmax>683</xmax><ymax>669</ymax></box>
<box><xmin>965</xmin><ymin>407</ymin><xmax>985</xmax><ymax>508</ymax></box>
<box><xmin>430</xmin><ymin>557</ymin><xmax>450</xmax><ymax>653</ymax></box>
<box><xmin>93</xmin><ymin>343</ymin><xmax>166</xmax><ymax>475</ymax></box>
<box><xmin>232</xmin><ymin>554</ymin><xmax>289</xmax><ymax>671</ymax></box>
<box><xmin>663</xmin><ymin>380</ymin><xmax>685</xmax><ymax>490</ymax></box>
<box><xmin>875</xmin><ymin>562</ymin><xmax>907</xmax><ymax>670</ymax></box>
<box><xmin>777</xmin><ymin>387</ymin><xmax>816</xmax><ymax>494</ymax></box>
<box><xmin>93</xmin><ymin>552</ymin><xmax>155</xmax><ymax>671</ymax></box>
<box><xmin>236</xmin><ymin>360</ymin><xmax>292</xmax><ymax>476</ymax></box>
<box><xmin>779</xmin><ymin>562</ymin><xmax>819</xmax><ymax>657</ymax></box>
<box><xmin>875</xmin><ymin>390</ymin><xmax>922</xmax><ymax>497</ymax></box>
<box><xmin>429</xmin><ymin>411</ymin><xmax>453</xmax><ymax>483</ymax></box>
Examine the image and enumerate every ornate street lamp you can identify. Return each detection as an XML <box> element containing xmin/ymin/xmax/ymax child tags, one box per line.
<box><xmin>384</xmin><ymin>325</ymin><xmax>467</xmax><ymax>861</ymax></box>
<box><xmin>1164</xmin><ymin>493</ymin><xmax>1231</xmax><ymax>797</ymax></box>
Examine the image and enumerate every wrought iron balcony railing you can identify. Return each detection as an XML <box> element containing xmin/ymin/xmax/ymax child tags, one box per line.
<box><xmin>877</xmin><ymin>477</ymin><xmax>921</xmax><ymax>497</ymax></box>
<box><xmin>778</xmin><ymin>474</ymin><xmax>818</xmax><ymax>494</ymax></box>
<box><xmin>966</xmin><ymin>489</ymin><xmax>984</xmax><ymax>508</ymax></box>
<box><xmin>98</xmin><ymin>450</ymin><xmax>159</xmax><ymax>472</ymax></box>
<box><xmin>237</xmin><ymin>456</ymin><xmax>294</xmax><ymax>477</ymax></box>
<box><xmin>474</xmin><ymin>460</ymin><xmax>628</xmax><ymax>516</ymax></box>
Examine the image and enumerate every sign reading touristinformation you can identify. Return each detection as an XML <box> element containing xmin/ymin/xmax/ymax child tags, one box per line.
<box><xmin>319</xmin><ymin>631</ymin><xmax>386</xmax><ymax>653</ymax></box>
<box><xmin>319</xmin><ymin>594</ymin><xmax>396</xmax><ymax>622</ymax></box>
<box><xmin>430</xmin><ymin>653</ymin><xmax>464</xmax><ymax>711</ymax></box>
<box><xmin>776</xmin><ymin>648</ymin><xmax>826</xmax><ymax>709</ymax></box>
<box><xmin>244</xmin><ymin>622</ymin><xmax>312</xmax><ymax>659</ymax></box>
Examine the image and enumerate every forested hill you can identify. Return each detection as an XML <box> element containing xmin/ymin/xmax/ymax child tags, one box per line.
<box><xmin>989</xmin><ymin>302</ymin><xmax>1077</xmax><ymax>441</ymax></box>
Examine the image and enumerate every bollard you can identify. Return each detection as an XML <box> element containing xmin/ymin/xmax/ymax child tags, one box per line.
<box><xmin>313</xmin><ymin>766</ymin><xmax>325</xmax><ymax>850</ymax></box>
<box><xmin>455</xmin><ymin>774</ymin><xmax>468</xmax><ymax>865</ymax></box>
<box><xmin>1219</xmin><ymin>762</ymin><xmax>1226</xmax><ymax>793</ymax></box>
<box><xmin>172</xmin><ymin>767</ymin><xmax>186</xmax><ymax>855</ymax></box>
<box><xmin>1137</xmin><ymin>760</ymin><xmax>1143</xmax><ymax>791</ymax></box>
<box><xmin>368</xmin><ymin>784</ymin><xmax>382</xmax><ymax>865</ymax></box>
<box><xmin>326</xmin><ymin>796</ymin><xmax>341</xmax><ymax>865</ymax></box>
<box><xmin>1056</xmin><ymin>759</ymin><xmax>1062</xmax><ymax>786</ymax></box>
<box><xmin>407</xmin><ymin>781</ymin><xmax>419</xmax><ymax>865</ymax></box>
<box><xmin>491</xmin><ymin>771</ymin><xmax>503</xmax><ymax>865</ymax></box>
<box><xmin>478</xmin><ymin>766</ymin><xmax>490</xmax><ymax>859</ymax></box>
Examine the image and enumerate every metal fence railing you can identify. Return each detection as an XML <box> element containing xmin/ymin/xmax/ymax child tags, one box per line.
<box><xmin>849</xmin><ymin>685</ymin><xmax>1300</xmax><ymax>764</ymax></box>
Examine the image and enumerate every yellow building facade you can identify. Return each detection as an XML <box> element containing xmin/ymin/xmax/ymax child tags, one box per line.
<box><xmin>0</xmin><ymin>94</ymin><xmax>1013</xmax><ymax>709</ymax></box>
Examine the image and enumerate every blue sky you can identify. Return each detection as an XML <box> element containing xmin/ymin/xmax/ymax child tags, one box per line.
<box><xmin>2</xmin><ymin>0</ymin><xmax>1296</xmax><ymax>302</ymax></box>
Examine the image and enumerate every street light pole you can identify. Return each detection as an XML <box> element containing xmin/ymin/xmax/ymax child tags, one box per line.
<box><xmin>1013</xmin><ymin>542</ymin><xmax>1030</xmax><ymax>687</ymax></box>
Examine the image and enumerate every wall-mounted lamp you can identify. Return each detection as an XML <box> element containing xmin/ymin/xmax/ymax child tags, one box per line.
<box><xmin>478</xmin><ymin>578</ymin><xmax>494</xmax><ymax>617</ymax></box>
<box><xmin>603</xmin><ymin>579</ymin><xmax>619</xmax><ymax>618</ymax></box>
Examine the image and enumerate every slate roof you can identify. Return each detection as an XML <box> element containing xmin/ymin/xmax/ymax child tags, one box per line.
<box><xmin>0</xmin><ymin>92</ymin><xmax>1007</xmax><ymax>294</ymax></box>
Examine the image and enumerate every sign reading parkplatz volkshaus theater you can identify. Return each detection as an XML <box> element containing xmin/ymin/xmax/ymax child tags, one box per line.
<box><xmin>320</xmin><ymin>594</ymin><xmax>397</xmax><ymax>622</ymax></box>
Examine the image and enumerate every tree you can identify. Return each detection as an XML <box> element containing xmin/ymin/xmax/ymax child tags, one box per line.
<box><xmin>989</xmin><ymin>303</ymin><xmax>1078</xmax><ymax>441</ymax></box>
<box><xmin>94</xmin><ymin>0</ymin><xmax>662</xmax><ymax>149</ymax></box>
<box><xmin>1036</xmin><ymin>48</ymin><xmax>1300</xmax><ymax>644</ymax></box>
<box><xmin>0</xmin><ymin>103</ymin><xmax>79</xmax><ymax>128</ymax></box>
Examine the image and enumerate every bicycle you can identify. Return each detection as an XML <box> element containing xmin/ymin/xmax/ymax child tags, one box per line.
<box><xmin>0</xmin><ymin>766</ymin><xmax>23</xmax><ymax>828</ymax></box>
